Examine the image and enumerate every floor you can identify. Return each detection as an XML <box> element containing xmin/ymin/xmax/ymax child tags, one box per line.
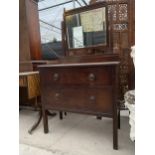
<box><xmin>19</xmin><ymin>110</ymin><xmax>135</xmax><ymax>155</ymax></box>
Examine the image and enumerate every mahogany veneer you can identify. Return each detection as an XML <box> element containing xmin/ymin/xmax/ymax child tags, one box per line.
<box><xmin>39</xmin><ymin>61</ymin><xmax>120</xmax><ymax>149</ymax></box>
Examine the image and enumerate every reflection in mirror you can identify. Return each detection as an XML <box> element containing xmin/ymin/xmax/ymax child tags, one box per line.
<box><xmin>66</xmin><ymin>7</ymin><xmax>107</xmax><ymax>49</ymax></box>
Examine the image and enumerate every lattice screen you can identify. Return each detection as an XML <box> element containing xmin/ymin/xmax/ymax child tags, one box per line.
<box><xmin>91</xmin><ymin>0</ymin><xmax>135</xmax><ymax>99</ymax></box>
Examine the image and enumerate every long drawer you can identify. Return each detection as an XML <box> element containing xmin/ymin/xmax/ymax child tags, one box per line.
<box><xmin>42</xmin><ymin>86</ymin><xmax>113</xmax><ymax>114</ymax></box>
<box><xmin>40</xmin><ymin>66</ymin><xmax>113</xmax><ymax>86</ymax></box>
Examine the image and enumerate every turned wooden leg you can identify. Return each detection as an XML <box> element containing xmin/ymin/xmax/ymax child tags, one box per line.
<box><xmin>59</xmin><ymin>111</ymin><xmax>63</xmax><ymax>120</ymax></box>
<box><xmin>113</xmin><ymin>111</ymin><xmax>118</xmax><ymax>150</ymax></box>
<box><xmin>118</xmin><ymin>110</ymin><xmax>120</xmax><ymax>129</ymax></box>
<box><xmin>64</xmin><ymin>112</ymin><xmax>67</xmax><ymax>116</ymax></box>
<box><xmin>42</xmin><ymin>109</ymin><xmax>49</xmax><ymax>133</ymax></box>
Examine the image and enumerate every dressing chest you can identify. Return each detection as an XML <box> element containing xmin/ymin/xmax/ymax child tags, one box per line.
<box><xmin>38</xmin><ymin>60</ymin><xmax>119</xmax><ymax>149</ymax></box>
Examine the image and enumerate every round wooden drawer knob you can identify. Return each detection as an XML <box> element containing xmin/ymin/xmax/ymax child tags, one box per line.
<box><xmin>53</xmin><ymin>73</ymin><xmax>59</xmax><ymax>81</ymax></box>
<box><xmin>55</xmin><ymin>93</ymin><xmax>60</xmax><ymax>99</ymax></box>
<box><xmin>89</xmin><ymin>95</ymin><xmax>96</xmax><ymax>101</ymax></box>
<box><xmin>88</xmin><ymin>73</ymin><xmax>96</xmax><ymax>81</ymax></box>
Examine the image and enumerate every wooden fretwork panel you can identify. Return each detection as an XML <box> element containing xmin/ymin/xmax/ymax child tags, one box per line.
<box><xmin>118</xmin><ymin>3</ymin><xmax>128</xmax><ymax>21</ymax></box>
<box><xmin>90</xmin><ymin>0</ymin><xmax>135</xmax><ymax>99</ymax></box>
<box><xmin>108</xmin><ymin>4</ymin><xmax>117</xmax><ymax>21</ymax></box>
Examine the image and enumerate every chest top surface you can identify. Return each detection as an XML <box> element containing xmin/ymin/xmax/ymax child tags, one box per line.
<box><xmin>38</xmin><ymin>61</ymin><xmax>120</xmax><ymax>68</ymax></box>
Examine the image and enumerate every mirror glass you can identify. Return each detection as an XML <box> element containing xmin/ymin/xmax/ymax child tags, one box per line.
<box><xmin>65</xmin><ymin>7</ymin><xmax>107</xmax><ymax>49</ymax></box>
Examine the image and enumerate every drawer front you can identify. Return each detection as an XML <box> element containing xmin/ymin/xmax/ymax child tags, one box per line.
<box><xmin>40</xmin><ymin>66</ymin><xmax>113</xmax><ymax>86</ymax></box>
<box><xmin>42</xmin><ymin>87</ymin><xmax>113</xmax><ymax>113</ymax></box>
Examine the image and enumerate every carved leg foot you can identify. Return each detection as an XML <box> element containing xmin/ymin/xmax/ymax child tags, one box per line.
<box><xmin>28</xmin><ymin>110</ymin><xmax>42</xmax><ymax>134</ymax></box>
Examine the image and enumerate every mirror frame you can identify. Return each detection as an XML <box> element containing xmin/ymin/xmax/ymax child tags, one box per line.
<box><xmin>62</xmin><ymin>2</ymin><xmax>109</xmax><ymax>53</ymax></box>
